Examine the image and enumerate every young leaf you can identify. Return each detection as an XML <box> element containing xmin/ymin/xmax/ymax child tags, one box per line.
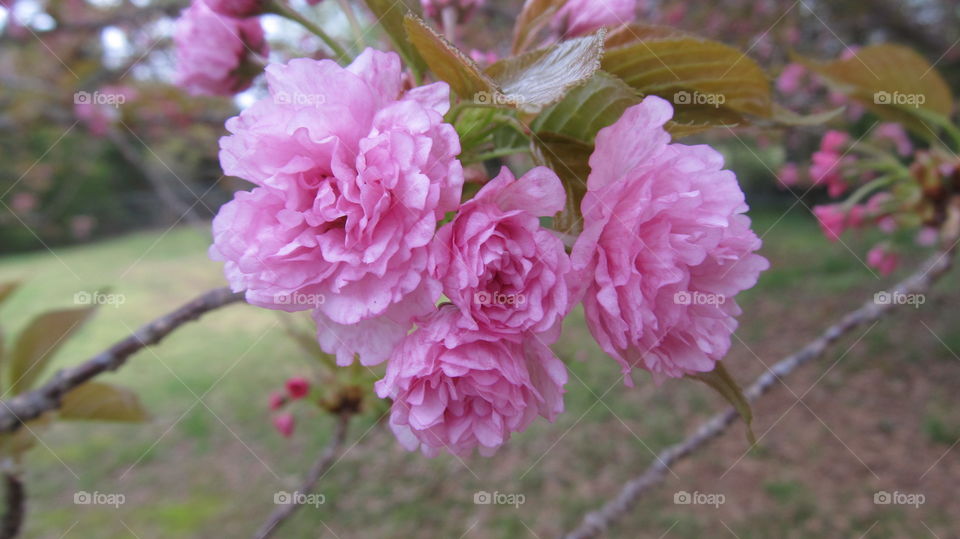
<box><xmin>793</xmin><ymin>44</ymin><xmax>954</xmax><ymax>137</ymax></box>
<box><xmin>9</xmin><ymin>306</ymin><xmax>97</xmax><ymax>395</ymax></box>
<box><xmin>59</xmin><ymin>382</ymin><xmax>149</xmax><ymax>422</ymax></box>
<box><xmin>404</xmin><ymin>15</ymin><xmax>497</xmax><ymax>99</ymax></box>
<box><xmin>692</xmin><ymin>362</ymin><xmax>756</xmax><ymax>445</ymax></box>
<box><xmin>512</xmin><ymin>0</ymin><xmax>567</xmax><ymax>55</ymax></box>
<box><xmin>483</xmin><ymin>31</ymin><xmax>604</xmax><ymax>114</ymax></box>
<box><xmin>532</xmin><ymin>71</ymin><xmax>641</xmax><ymax>142</ymax></box>
<box><xmin>602</xmin><ymin>24</ymin><xmax>772</xmax><ymax>127</ymax></box>
<box><xmin>363</xmin><ymin>0</ymin><xmax>428</xmax><ymax>75</ymax></box>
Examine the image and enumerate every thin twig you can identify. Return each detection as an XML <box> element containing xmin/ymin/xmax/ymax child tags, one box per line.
<box><xmin>254</xmin><ymin>412</ymin><xmax>353</xmax><ymax>539</ymax></box>
<box><xmin>0</xmin><ymin>473</ymin><xmax>24</xmax><ymax>539</ymax></box>
<box><xmin>564</xmin><ymin>247</ymin><xmax>956</xmax><ymax>539</ymax></box>
<box><xmin>0</xmin><ymin>287</ymin><xmax>244</xmax><ymax>434</ymax></box>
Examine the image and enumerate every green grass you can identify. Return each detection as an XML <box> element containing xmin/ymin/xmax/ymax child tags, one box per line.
<box><xmin>0</xmin><ymin>207</ymin><xmax>957</xmax><ymax>538</ymax></box>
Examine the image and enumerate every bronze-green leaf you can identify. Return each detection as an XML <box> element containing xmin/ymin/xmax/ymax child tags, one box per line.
<box><xmin>9</xmin><ymin>306</ymin><xmax>97</xmax><ymax>395</ymax></box>
<box><xmin>793</xmin><ymin>44</ymin><xmax>954</xmax><ymax>137</ymax></box>
<box><xmin>532</xmin><ymin>71</ymin><xmax>641</xmax><ymax>142</ymax></box>
<box><xmin>404</xmin><ymin>14</ymin><xmax>497</xmax><ymax>99</ymax></box>
<box><xmin>363</xmin><ymin>0</ymin><xmax>427</xmax><ymax>75</ymax></box>
<box><xmin>486</xmin><ymin>31</ymin><xmax>604</xmax><ymax>114</ymax></box>
<box><xmin>511</xmin><ymin>0</ymin><xmax>567</xmax><ymax>55</ymax></box>
<box><xmin>60</xmin><ymin>382</ymin><xmax>148</xmax><ymax>422</ymax></box>
<box><xmin>692</xmin><ymin>362</ymin><xmax>756</xmax><ymax>445</ymax></box>
<box><xmin>531</xmin><ymin>132</ymin><xmax>592</xmax><ymax>234</ymax></box>
<box><xmin>770</xmin><ymin>104</ymin><xmax>846</xmax><ymax>126</ymax></box>
<box><xmin>602</xmin><ymin>24</ymin><xmax>772</xmax><ymax>127</ymax></box>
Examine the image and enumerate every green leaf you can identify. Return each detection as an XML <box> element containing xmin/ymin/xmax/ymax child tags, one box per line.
<box><xmin>9</xmin><ymin>306</ymin><xmax>97</xmax><ymax>395</ymax></box>
<box><xmin>59</xmin><ymin>382</ymin><xmax>149</xmax><ymax>422</ymax></box>
<box><xmin>0</xmin><ymin>282</ymin><xmax>19</xmax><ymax>307</ymax></box>
<box><xmin>532</xmin><ymin>71</ymin><xmax>641</xmax><ymax>142</ymax></box>
<box><xmin>531</xmin><ymin>132</ymin><xmax>592</xmax><ymax>234</ymax></box>
<box><xmin>770</xmin><ymin>104</ymin><xmax>846</xmax><ymax>126</ymax></box>
<box><xmin>363</xmin><ymin>0</ymin><xmax>427</xmax><ymax>75</ymax></box>
<box><xmin>692</xmin><ymin>362</ymin><xmax>756</xmax><ymax>445</ymax></box>
<box><xmin>602</xmin><ymin>24</ymin><xmax>772</xmax><ymax>127</ymax></box>
<box><xmin>482</xmin><ymin>31</ymin><xmax>604</xmax><ymax>115</ymax></box>
<box><xmin>404</xmin><ymin>14</ymin><xmax>497</xmax><ymax>99</ymax></box>
<box><xmin>511</xmin><ymin>0</ymin><xmax>567</xmax><ymax>55</ymax></box>
<box><xmin>793</xmin><ymin>44</ymin><xmax>954</xmax><ymax>137</ymax></box>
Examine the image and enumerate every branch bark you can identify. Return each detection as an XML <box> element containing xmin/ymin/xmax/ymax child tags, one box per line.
<box><xmin>254</xmin><ymin>412</ymin><xmax>352</xmax><ymax>539</ymax></box>
<box><xmin>0</xmin><ymin>287</ymin><xmax>244</xmax><ymax>434</ymax></box>
<box><xmin>564</xmin><ymin>247</ymin><xmax>956</xmax><ymax>539</ymax></box>
<box><xmin>0</xmin><ymin>473</ymin><xmax>24</xmax><ymax>539</ymax></box>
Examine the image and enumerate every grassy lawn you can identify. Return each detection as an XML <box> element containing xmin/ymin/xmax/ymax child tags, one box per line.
<box><xmin>0</xmin><ymin>204</ymin><xmax>957</xmax><ymax>538</ymax></box>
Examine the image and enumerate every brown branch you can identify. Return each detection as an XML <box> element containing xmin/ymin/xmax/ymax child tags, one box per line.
<box><xmin>564</xmin><ymin>247</ymin><xmax>956</xmax><ymax>539</ymax></box>
<box><xmin>0</xmin><ymin>473</ymin><xmax>24</xmax><ymax>539</ymax></box>
<box><xmin>254</xmin><ymin>412</ymin><xmax>353</xmax><ymax>539</ymax></box>
<box><xmin>0</xmin><ymin>287</ymin><xmax>244</xmax><ymax>434</ymax></box>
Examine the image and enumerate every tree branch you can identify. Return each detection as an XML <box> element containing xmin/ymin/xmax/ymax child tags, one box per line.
<box><xmin>564</xmin><ymin>247</ymin><xmax>956</xmax><ymax>539</ymax></box>
<box><xmin>0</xmin><ymin>473</ymin><xmax>24</xmax><ymax>539</ymax></box>
<box><xmin>0</xmin><ymin>287</ymin><xmax>244</xmax><ymax>434</ymax></box>
<box><xmin>254</xmin><ymin>412</ymin><xmax>352</xmax><ymax>539</ymax></box>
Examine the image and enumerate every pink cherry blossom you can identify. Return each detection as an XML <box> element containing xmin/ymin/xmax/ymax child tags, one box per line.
<box><xmin>203</xmin><ymin>0</ymin><xmax>263</xmax><ymax>18</ymax></box>
<box><xmin>421</xmin><ymin>0</ymin><xmax>484</xmax><ymax>20</ymax></box>
<box><xmin>874</xmin><ymin>123</ymin><xmax>913</xmax><ymax>157</ymax></box>
<box><xmin>867</xmin><ymin>244</ymin><xmax>899</xmax><ymax>276</ymax></box>
<box><xmin>210</xmin><ymin>50</ymin><xmax>463</xmax><ymax>366</ymax></box>
<box><xmin>431</xmin><ymin>166</ymin><xmax>571</xmax><ymax>338</ymax></box>
<box><xmin>273</xmin><ymin>412</ymin><xmax>295</xmax><ymax>437</ymax></box>
<box><xmin>776</xmin><ymin>63</ymin><xmax>806</xmax><ymax>94</ymax></box>
<box><xmin>777</xmin><ymin>162</ymin><xmax>800</xmax><ymax>187</ymax></box>
<box><xmin>268</xmin><ymin>391</ymin><xmax>286</xmax><ymax>410</ymax></box>
<box><xmin>174</xmin><ymin>0</ymin><xmax>267</xmax><ymax>96</ymax></box>
<box><xmin>812</xmin><ymin>204</ymin><xmax>847</xmax><ymax>241</ymax></box>
<box><xmin>375</xmin><ymin>306</ymin><xmax>567</xmax><ymax>457</ymax></box>
<box><xmin>552</xmin><ymin>0</ymin><xmax>637</xmax><ymax>37</ymax></box>
<box><xmin>571</xmin><ymin>96</ymin><xmax>768</xmax><ymax>383</ymax></box>
<box><xmin>285</xmin><ymin>377</ymin><xmax>310</xmax><ymax>399</ymax></box>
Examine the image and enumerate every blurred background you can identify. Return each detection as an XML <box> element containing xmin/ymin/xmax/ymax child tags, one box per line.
<box><xmin>1</xmin><ymin>0</ymin><xmax>959</xmax><ymax>537</ymax></box>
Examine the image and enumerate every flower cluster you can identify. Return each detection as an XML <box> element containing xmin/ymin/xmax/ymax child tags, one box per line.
<box><xmin>210</xmin><ymin>48</ymin><xmax>767</xmax><ymax>455</ymax></box>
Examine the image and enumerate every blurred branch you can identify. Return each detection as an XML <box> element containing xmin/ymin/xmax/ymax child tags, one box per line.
<box><xmin>0</xmin><ymin>473</ymin><xmax>24</xmax><ymax>539</ymax></box>
<box><xmin>564</xmin><ymin>246</ymin><xmax>956</xmax><ymax>539</ymax></box>
<box><xmin>254</xmin><ymin>411</ymin><xmax>352</xmax><ymax>539</ymax></box>
<box><xmin>0</xmin><ymin>287</ymin><xmax>244</xmax><ymax>434</ymax></box>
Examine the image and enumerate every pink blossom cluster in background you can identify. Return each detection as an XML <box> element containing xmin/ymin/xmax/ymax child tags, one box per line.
<box><xmin>208</xmin><ymin>46</ymin><xmax>767</xmax><ymax>456</ymax></box>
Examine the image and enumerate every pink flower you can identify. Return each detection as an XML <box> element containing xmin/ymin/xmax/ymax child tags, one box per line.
<box><xmin>810</xmin><ymin>131</ymin><xmax>851</xmax><ymax>197</ymax></box>
<box><xmin>203</xmin><ymin>0</ymin><xmax>263</xmax><ymax>18</ymax></box>
<box><xmin>174</xmin><ymin>0</ymin><xmax>267</xmax><ymax>96</ymax></box>
<box><xmin>812</xmin><ymin>205</ymin><xmax>846</xmax><ymax>241</ymax></box>
<box><xmin>867</xmin><ymin>244</ymin><xmax>898</xmax><ymax>276</ymax></box>
<box><xmin>874</xmin><ymin>123</ymin><xmax>913</xmax><ymax>157</ymax></box>
<box><xmin>552</xmin><ymin>0</ymin><xmax>637</xmax><ymax>37</ymax></box>
<box><xmin>210</xmin><ymin>49</ymin><xmax>463</xmax><ymax>366</ymax></box>
<box><xmin>776</xmin><ymin>63</ymin><xmax>806</xmax><ymax>94</ymax></box>
<box><xmin>571</xmin><ymin>96</ymin><xmax>768</xmax><ymax>383</ymax></box>
<box><xmin>285</xmin><ymin>377</ymin><xmax>311</xmax><ymax>399</ymax></box>
<box><xmin>916</xmin><ymin>227</ymin><xmax>939</xmax><ymax>247</ymax></box>
<box><xmin>421</xmin><ymin>0</ymin><xmax>484</xmax><ymax>20</ymax></box>
<box><xmin>273</xmin><ymin>412</ymin><xmax>295</xmax><ymax>437</ymax></box>
<box><xmin>375</xmin><ymin>306</ymin><xmax>567</xmax><ymax>457</ymax></box>
<box><xmin>777</xmin><ymin>162</ymin><xmax>800</xmax><ymax>187</ymax></box>
<box><xmin>431</xmin><ymin>166</ymin><xmax>571</xmax><ymax>337</ymax></box>
<box><xmin>469</xmin><ymin>49</ymin><xmax>499</xmax><ymax>65</ymax></box>
<box><xmin>268</xmin><ymin>391</ymin><xmax>286</xmax><ymax>410</ymax></box>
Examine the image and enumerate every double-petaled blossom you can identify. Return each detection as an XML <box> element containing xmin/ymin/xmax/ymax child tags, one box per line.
<box><xmin>551</xmin><ymin>0</ymin><xmax>636</xmax><ymax>37</ymax></box>
<box><xmin>174</xmin><ymin>0</ymin><xmax>267</xmax><ymax>96</ymax></box>
<box><xmin>210</xmin><ymin>49</ymin><xmax>464</xmax><ymax>366</ymax></box>
<box><xmin>375</xmin><ymin>306</ymin><xmax>567</xmax><ymax>457</ymax></box>
<box><xmin>867</xmin><ymin>244</ymin><xmax>899</xmax><ymax>276</ymax></box>
<box><xmin>571</xmin><ymin>96</ymin><xmax>768</xmax><ymax>383</ymax></box>
<box><xmin>431</xmin><ymin>166</ymin><xmax>571</xmax><ymax>338</ymax></box>
<box><xmin>203</xmin><ymin>0</ymin><xmax>263</xmax><ymax>18</ymax></box>
<box><xmin>810</xmin><ymin>130</ymin><xmax>851</xmax><ymax>197</ymax></box>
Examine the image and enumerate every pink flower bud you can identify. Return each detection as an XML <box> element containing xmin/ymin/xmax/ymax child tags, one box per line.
<box><xmin>273</xmin><ymin>413</ymin><xmax>295</xmax><ymax>437</ymax></box>
<box><xmin>285</xmin><ymin>377</ymin><xmax>311</xmax><ymax>400</ymax></box>
<box><xmin>268</xmin><ymin>391</ymin><xmax>285</xmax><ymax>410</ymax></box>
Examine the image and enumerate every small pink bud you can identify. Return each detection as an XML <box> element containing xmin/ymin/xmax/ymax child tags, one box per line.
<box><xmin>285</xmin><ymin>377</ymin><xmax>310</xmax><ymax>400</ymax></box>
<box><xmin>273</xmin><ymin>413</ymin><xmax>295</xmax><ymax>437</ymax></box>
<box><xmin>268</xmin><ymin>391</ymin><xmax>285</xmax><ymax>410</ymax></box>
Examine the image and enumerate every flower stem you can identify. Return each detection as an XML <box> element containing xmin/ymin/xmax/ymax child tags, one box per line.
<box><xmin>269</xmin><ymin>0</ymin><xmax>351</xmax><ymax>63</ymax></box>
